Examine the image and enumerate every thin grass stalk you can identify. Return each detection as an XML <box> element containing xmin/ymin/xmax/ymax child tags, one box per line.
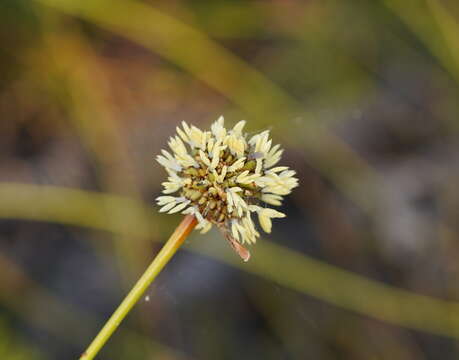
<box><xmin>79</xmin><ymin>214</ymin><xmax>197</xmax><ymax>360</ymax></box>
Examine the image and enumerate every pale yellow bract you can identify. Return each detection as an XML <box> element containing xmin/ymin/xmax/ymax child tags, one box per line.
<box><xmin>156</xmin><ymin>116</ymin><xmax>298</xmax><ymax>260</ymax></box>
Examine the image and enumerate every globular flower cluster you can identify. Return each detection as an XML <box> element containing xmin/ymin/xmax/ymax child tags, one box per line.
<box><xmin>156</xmin><ymin>116</ymin><xmax>298</xmax><ymax>260</ymax></box>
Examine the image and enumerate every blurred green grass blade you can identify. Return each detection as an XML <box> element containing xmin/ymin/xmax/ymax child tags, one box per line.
<box><xmin>195</xmin><ymin>239</ymin><xmax>459</xmax><ymax>339</ymax></box>
<box><xmin>1</xmin><ymin>182</ymin><xmax>459</xmax><ymax>339</ymax></box>
<box><xmin>383</xmin><ymin>0</ymin><xmax>459</xmax><ymax>85</ymax></box>
<box><xmin>0</xmin><ymin>183</ymin><xmax>154</xmax><ymax>237</ymax></box>
<box><xmin>34</xmin><ymin>0</ymin><xmax>297</xmax><ymax>121</ymax></box>
<box><xmin>426</xmin><ymin>0</ymin><xmax>459</xmax><ymax>75</ymax></box>
<box><xmin>0</xmin><ymin>252</ymin><xmax>193</xmax><ymax>359</ymax></box>
<box><xmin>34</xmin><ymin>0</ymin><xmax>378</xmax><ymax>213</ymax></box>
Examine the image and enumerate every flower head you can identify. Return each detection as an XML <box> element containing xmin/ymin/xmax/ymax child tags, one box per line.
<box><xmin>156</xmin><ymin>116</ymin><xmax>298</xmax><ymax>261</ymax></box>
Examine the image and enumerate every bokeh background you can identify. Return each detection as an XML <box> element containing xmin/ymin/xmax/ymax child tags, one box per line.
<box><xmin>2</xmin><ymin>0</ymin><xmax>459</xmax><ymax>359</ymax></box>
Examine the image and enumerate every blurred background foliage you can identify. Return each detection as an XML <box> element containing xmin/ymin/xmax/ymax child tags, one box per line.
<box><xmin>1</xmin><ymin>0</ymin><xmax>459</xmax><ymax>359</ymax></box>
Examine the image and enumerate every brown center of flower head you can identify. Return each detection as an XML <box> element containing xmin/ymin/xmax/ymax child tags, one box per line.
<box><xmin>180</xmin><ymin>149</ymin><xmax>262</xmax><ymax>224</ymax></box>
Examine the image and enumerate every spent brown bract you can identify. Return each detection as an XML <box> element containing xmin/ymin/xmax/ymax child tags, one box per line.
<box><xmin>156</xmin><ymin>116</ymin><xmax>298</xmax><ymax>261</ymax></box>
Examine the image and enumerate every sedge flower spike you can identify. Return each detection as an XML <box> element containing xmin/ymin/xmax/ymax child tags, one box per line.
<box><xmin>156</xmin><ymin>116</ymin><xmax>299</xmax><ymax>261</ymax></box>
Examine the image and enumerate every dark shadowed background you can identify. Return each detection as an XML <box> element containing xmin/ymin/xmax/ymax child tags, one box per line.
<box><xmin>1</xmin><ymin>0</ymin><xmax>459</xmax><ymax>359</ymax></box>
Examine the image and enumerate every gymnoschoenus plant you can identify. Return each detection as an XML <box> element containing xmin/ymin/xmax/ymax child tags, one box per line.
<box><xmin>79</xmin><ymin>116</ymin><xmax>298</xmax><ymax>360</ymax></box>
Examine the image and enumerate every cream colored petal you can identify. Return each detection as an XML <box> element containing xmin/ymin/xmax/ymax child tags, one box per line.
<box><xmin>258</xmin><ymin>212</ymin><xmax>272</xmax><ymax>233</ymax></box>
<box><xmin>267</xmin><ymin>166</ymin><xmax>289</xmax><ymax>173</ymax></box>
<box><xmin>160</xmin><ymin>202</ymin><xmax>178</xmax><ymax>213</ymax></box>
<box><xmin>230</xmin><ymin>186</ymin><xmax>243</xmax><ymax>193</ymax></box>
<box><xmin>168</xmin><ymin>201</ymin><xmax>190</xmax><ymax>214</ymax></box>
<box><xmin>263</xmin><ymin>208</ymin><xmax>286</xmax><ymax>218</ymax></box>
<box><xmin>156</xmin><ymin>196</ymin><xmax>176</xmax><ymax>205</ymax></box>
<box><xmin>176</xmin><ymin>126</ymin><xmax>189</xmax><ymax>142</ymax></box>
<box><xmin>258</xmin><ymin>208</ymin><xmax>286</xmax><ymax>233</ymax></box>
<box><xmin>236</xmin><ymin>170</ymin><xmax>249</xmax><ymax>183</ymax></box>
<box><xmin>199</xmin><ymin>150</ymin><xmax>211</xmax><ymax>167</ymax></box>
<box><xmin>228</xmin><ymin>157</ymin><xmax>246</xmax><ymax>172</ymax></box>
<box><xmin>210</xmin><ymin>146</ymin><xmax>221</xmax><ymax>169</ymax></box>
<box><xmin>218</xmin><ymin>166</ymin><xmax>228</xmax><ymax>183</ymax></box>
<box><xmin>207</xmin><ymin>138</ymin><xmax>215</xmax><ymax>154</ymax></box>
<box><xmin>232</xmin><ymin>120</ymin><xmax>246</xmax><ymax>134</ymax></box>
<box><xmin>231</xmin><ymin>221</ymin><xmax>240</xmax><ymax>241</ymax></box>
<box><xmin>260</xmin><ymin>194</ymin><xmax>283</xmax><ymax>206</ymax></box>
<box><xmin>181</xmin><ymin>121</ymin><xmax>191</xmax><ymax>136</ymax></box>
<box><xmin>199</xmin><ymin>221</ymin><xmax>212</xmax><ymax>234</ymax></box>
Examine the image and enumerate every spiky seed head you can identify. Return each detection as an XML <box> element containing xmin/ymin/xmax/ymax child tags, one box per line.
<box><xmin>156</xmin><ymin>116</ymin><xmax>298</xmax><ymax>261</ymax></box>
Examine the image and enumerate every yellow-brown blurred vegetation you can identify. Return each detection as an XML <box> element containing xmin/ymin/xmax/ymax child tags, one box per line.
<box><xmin>2</xmin><ymin>0</ymin><xmax>459</xmax><ymax>359</ymax></box>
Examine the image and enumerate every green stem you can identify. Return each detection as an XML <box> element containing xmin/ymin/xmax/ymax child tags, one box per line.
<box><xmin>79</xmin><ymin>215</ymin><xmax>197</xmax><ymax>360</ymax></box>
